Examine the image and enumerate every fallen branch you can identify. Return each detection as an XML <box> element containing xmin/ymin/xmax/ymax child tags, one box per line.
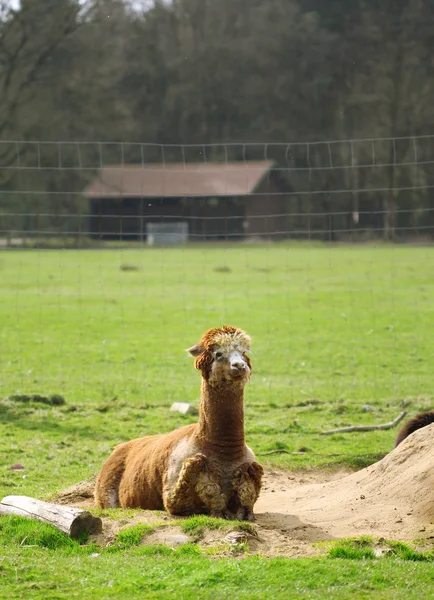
<box><xmin>257</xmin><ymin>450</ymin><xmax>355</xmax><ymax>457</ymax></box>
<box><xmin>321</xmin><ymin>411</ymin><xmax>407</xmax><ymax>436</ymax></box>
<box><xmin>258</xmin><ymin>450</ymin><xmax>310</xmax><ymax>456</ymax></box>
<box><xmin>0</xmin><ymin>495</ymin><xmax>102</xmax><ymax>538</ymax></box>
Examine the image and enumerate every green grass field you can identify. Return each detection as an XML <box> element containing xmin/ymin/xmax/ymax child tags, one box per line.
<box><xmin>1</xmin><ymin>243</ymin><xmax>434</xmax><ymax>598</ymax></box>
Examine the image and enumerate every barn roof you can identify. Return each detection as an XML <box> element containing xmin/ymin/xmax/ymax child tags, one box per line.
<box><xmin>83</xmin><ymin>161</ymin><xmax>275</xmax><ymax>198</ymax></box>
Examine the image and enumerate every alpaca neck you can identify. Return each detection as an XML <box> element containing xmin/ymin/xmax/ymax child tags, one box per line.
<box><xmin>196</xmin><ymin>378</ymin><xmax>246</xmax><ymax>460</ymax></box>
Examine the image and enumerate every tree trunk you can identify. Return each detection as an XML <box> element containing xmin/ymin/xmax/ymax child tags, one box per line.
<box><xmin>384</xmin><ymin>31</ymin><xmax>405</xmax><ymax>242</ymax></box>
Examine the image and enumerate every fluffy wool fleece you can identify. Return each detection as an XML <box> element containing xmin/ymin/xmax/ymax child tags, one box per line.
<box><xmin>191</xmin><ymin>325</ymin><xmax>252</xmax><ymax>380</ymax></box>
<box><xmin>94</xmin><ymin>325</ymin><xmax>263</xmax><ymax>520</ymax></box>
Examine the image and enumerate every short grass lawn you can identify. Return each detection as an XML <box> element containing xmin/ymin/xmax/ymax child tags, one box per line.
<box><xmin>1</xmin><ymin>243</ymin><xmax>433</xmax><ymax>598</ymax></box>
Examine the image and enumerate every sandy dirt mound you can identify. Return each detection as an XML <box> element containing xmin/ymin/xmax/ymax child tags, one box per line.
<box><xmin>256</xmin><ymin>424</ymin><xmax>434</xmax><ymax>543</ymax></box>
<box><xmin>52</xmin><ymin>477</ymin><xmax>96</xmax><ymax>507</ymax></box>
<box><xmin>53</xmin><ymin>425</ymin><xmax>434</xmax><ymax>556</ymax></box>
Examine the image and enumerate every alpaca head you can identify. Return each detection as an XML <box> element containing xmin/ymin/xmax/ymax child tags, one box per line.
<box><xmin>187</xmin><ymin>325</ymin><xmax>252</xmax><ymax>385</ymax></box>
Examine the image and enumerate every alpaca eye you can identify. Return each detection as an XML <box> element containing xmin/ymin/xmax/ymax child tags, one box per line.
<box><xmin>215</xmin><ymin>352</ymin><xmax>223</xmax><ymax>359</ymax></box>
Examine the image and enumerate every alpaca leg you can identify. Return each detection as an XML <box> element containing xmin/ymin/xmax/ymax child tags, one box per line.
<box><xmin>164</xmin><ymin>454</ymin><xmax>206</xmax><ymax>515</ymax></box>
<box><xmin>164</xmin><ymin>453</ymin><xmax>227</xmax><ymax>517</ymax></box>
<box><xmin>94</xmin><ymin>443</ymin><xmax>130</xmax><ymax>508</ymax></box>
<box><xmin>195</xmin><ymin>470</ymin><xmax>230</xmax><ymax>518</ymax></box>
<box><xmin>230</xmin><ymin>462</ymin><xmax>264</xmax><ymax>521</ymax></box>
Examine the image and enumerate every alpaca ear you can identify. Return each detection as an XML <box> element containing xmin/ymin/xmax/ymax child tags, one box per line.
<box><xmin>186</xmin><ymin>344</ymin><xmax>204</xmax><ymax>357</ymax></box>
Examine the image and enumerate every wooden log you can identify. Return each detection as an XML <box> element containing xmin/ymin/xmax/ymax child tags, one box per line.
<box><xmin>0</xmin><ymin>495</ymin><xmax>102</xmax><ymax>538</ymax></box>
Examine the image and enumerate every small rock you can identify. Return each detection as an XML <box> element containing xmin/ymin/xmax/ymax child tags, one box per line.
<box><xmin>9</xmin><ymin>464</ymin><xmax>25</xmax><ymax>471</ymax></box>
<box><xmin>170</xmin><ymin>403</ymin><xmax>199</xmax><ymax>416</ymax></box>
<box><xmin>360</xmin><ymin>495</ymin><xmax>366</xmax><ymax>500</ymax></box>
<box><xmin>361</xmin><ymin>405</ymin><xmax>374</xmax><ymax>413</ymax></box>
<box><xmin>164</xmin><ymin>534</ymin><xmax>190</xmax><ymax>547</ymax></box>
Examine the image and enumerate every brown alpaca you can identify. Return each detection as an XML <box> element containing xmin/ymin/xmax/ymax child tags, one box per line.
<box><xmin>94</xmin><ymin>325</ymin><xmax>263</xmax><ymax>520</ymax></box>
<box><xmin>394</xmin><ymin>411</ymin><xmax>434</xmax><ymax>447</ymax></box>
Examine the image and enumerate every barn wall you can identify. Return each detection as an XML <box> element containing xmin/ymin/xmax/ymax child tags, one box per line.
<box><xmin>186</xmin><ymin>198</ymin><xmax>244</xmax><ymax>240</ymax></box>
<box><xmin>243</xmin><ymin>178</ymin><xmax>289</xmax><ymax>239</ymax></box>
<box><xmin>88</xmin><ymin>197</ymin><xmax>245</xmax><ymax>240</ymax></box>
<box><xmin>89</xmin><ymin>198</ymin><xmax>185</xmax><ymax>240</ymax></box>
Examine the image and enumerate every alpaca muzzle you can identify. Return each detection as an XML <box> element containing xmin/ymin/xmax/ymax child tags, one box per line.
<box><xmin>229</xmin><ymin>359</ymin><xmax>247</xmax><ymax>378</ymax></box>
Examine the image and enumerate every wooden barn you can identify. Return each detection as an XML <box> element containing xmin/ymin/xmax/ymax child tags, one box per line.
<box><xmin>83</xmin><ymin>161</ymin><xmax>289</xmax><ymax>242</ymax></box>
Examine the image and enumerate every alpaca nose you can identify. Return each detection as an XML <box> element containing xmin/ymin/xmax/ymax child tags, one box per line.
<box><xmin>231</xmin><ymin>360</ymin><xmax>245</xmax><ymax>371</ymax></box>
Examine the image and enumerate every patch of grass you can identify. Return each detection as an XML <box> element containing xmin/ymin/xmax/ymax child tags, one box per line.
<box><xmin>179</xmin><ymin>515</ymin><xmax>230</xmax><ymax>537</ymax></box>
<box><xmin>0</xmin><ymin>515</ymin><xmax>95</xmax><ymax>554</ymax></box>
<box><xmin>135</xmin><ymin>543</ymin><xmax>174</xmax><ymax>556</ymax></box>
<box><xmin>329</xmin><ymin>546</ymin><xmax>376</xmax><ymax>560</ymax></box>
<box><xmin>119</xmin><ymin>264</ymin><xmax>141</xmax><ymax>272</ymax></box>
<box><xmin>7</xmin><ymin>394</ymin><xmax>66</xmax><ymax>406</ymax></box>
<box><xmin>107</xmin><ymin>523</ymin><xmax>154</xmax><ymax>551</ymax></box>
<box><xmin>175</xmin><ymin>543</ymin><xmax>202</xmax><ymax>557</ymax></box>
<box><xmin>386</xmin><ymin>541</ymin><xmax>434</xmax><ymax>562</ymax></box>
<box><xmin>327</xmin><ymin>537</ymin><xmax>434</xmax><ymax>562</ymax></box>
<box><xmin>324</xmin><ymin>452</ymin><xmax>387</xmax><ymax>471</ymax></box>
<box><xmin>328</xmin><ymin>536</ymin><xmax>376</xmax><ymax>560</ymax></box>
<box><xmin>179</xmin><ymin>514</ymin><xmax>257</xmax><ymax>539</ymax></box>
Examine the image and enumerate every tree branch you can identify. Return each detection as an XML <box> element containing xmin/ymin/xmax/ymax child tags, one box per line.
<box><xmin>257</xmin><ymin>450</ymin><xmax>312</xmax><ymax>456</ymax></box>
<box><xmin>0</xmin><ymin>2</ymin><xmax>82</xmax><ymax>138</ymax></box>
<box><xmin>321</xmin><ymin>411</ymin><xmax>407</xmax><ymax>436</ymax></box>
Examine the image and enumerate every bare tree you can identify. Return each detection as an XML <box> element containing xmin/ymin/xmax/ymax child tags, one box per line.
<box><xmin>0</xmin><ymin>0</ymin><xmax>85</xmax><ymax>166</ymax></box>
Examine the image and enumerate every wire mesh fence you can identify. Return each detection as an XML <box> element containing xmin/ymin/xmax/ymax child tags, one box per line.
<box><xmin>1</xmin><ymin>138</ymin><xmax>433</xmax><ymax>407</ymax></box>
<box><xmin>1</xmin><ymin>136</ymin><xmax>434</xmax><ymax>246</ymax></box>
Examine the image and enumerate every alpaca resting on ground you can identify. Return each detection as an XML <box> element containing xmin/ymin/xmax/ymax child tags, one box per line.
<box><xmin>394</xmin><ymin>410</ymin><xmax>434</xmax><ymax>447</ymax></box>
<box><xmin>94</xmin><ymin>325</ymin><xmax>263</xmax><ymax>520</ymax></box>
